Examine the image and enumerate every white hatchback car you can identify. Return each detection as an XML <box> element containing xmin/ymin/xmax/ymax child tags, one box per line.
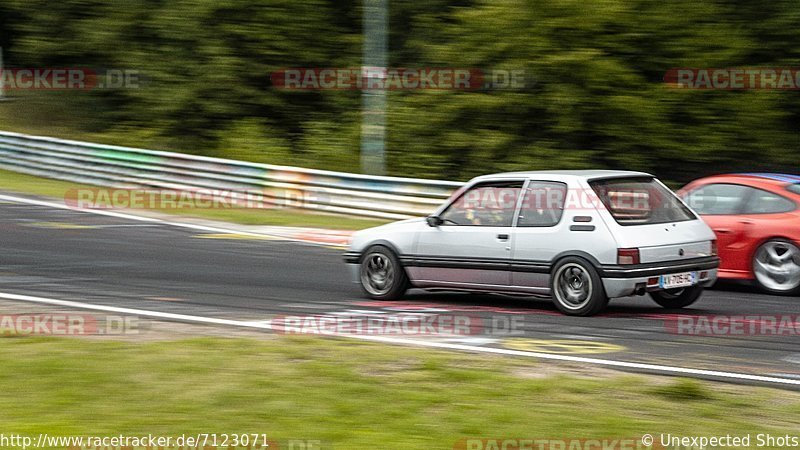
<box><xmin>344</xmin><ymin>170</ymin><xmax>719</xmax><ymax>316</ymax></box>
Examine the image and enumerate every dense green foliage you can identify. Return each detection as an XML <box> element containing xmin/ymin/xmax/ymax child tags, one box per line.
<box><xmin>1</xmin><ymin>0</ymin><xmax>798</xmax><ymax>181</ymax></box>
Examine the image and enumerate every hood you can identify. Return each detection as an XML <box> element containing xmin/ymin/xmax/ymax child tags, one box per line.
<box><xmin>354</xmin><ymin>217</ymin><xmax>425</xmax><ymax>236</ymax></box>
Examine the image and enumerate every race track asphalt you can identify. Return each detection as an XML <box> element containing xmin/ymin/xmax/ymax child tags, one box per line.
<box><xmin>2</xmin><ymin>194</ymin><xmax>800</xmax><ymax>386</ymax></box>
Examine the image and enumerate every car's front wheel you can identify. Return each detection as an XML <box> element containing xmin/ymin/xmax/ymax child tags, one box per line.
<box><xmin>359</xmin><ymin>246</ymin><xmax>409</xmax><ymax>300</ymax></box>
<box><xmin>550</xmin><ymin>257</ymin><xmax>608</xmax><ymax>316</ymax></box>
<box><xmin>650</xmin><ymin>285</ymin><xmax>703</xmax><ymax>309</ymax></box>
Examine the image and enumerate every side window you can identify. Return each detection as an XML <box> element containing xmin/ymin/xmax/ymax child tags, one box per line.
<box><xmin>517</xmin><ymin>181</ymin><xmax>568</xmax><ymax>227</ymax></box>
<box><xmin>742</xmin><ymin>189</ymin><xmax>796</xmax><ymax>214</ymax></box>
<box><xmin>684</xmin><ymin>184</ymin><xmax>752</xmax><ymax>215</ymax></box>
<box><xmin>440</xmin><ymin>181</ymin><xmax>523</xmax><ymax>227</ymax></box>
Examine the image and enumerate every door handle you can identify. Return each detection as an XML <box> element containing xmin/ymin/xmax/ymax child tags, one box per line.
<box><xmin>497</xmin><ymin>233</ymin><xmax>509</xmax><ymax>241</ymax></box>
<box><xmin>715</xmin><ymin>229</ymin><xmax>732</xmax><ymax>234</ymax></box>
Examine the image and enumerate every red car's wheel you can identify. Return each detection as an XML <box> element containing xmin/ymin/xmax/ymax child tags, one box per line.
<box><xmin>752</xmin><ymin>239</ymin><xmax>800</xmax><ymax>295</ymax></box>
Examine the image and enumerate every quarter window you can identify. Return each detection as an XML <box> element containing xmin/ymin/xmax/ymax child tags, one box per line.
<box><xmin>741</xmin><ymin>189</ymin><xmax>795</xmax><ymax>214</ymax></box>
<box><xmin>440</xmin><ymin>181</ymin><xmax>523</xmax><ymax>227</ymax></box>
<box><xmin>517</xmin><ymin>181</ymin><xmax>568</xmax><ymax>227</ymax></box>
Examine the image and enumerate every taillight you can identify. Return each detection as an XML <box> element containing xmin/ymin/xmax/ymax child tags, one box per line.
<box><xmin>710</xmin><ymin>239</ymin><xmax>718</xmax><ymax>256</ymax></box>
<box><xmin>617</xmin><ymin>248</ymin><xmax>640</xmax><ymax>265</ymax></box>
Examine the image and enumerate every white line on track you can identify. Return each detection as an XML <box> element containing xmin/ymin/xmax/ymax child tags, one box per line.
<box><xmin>0</xmin><ymin>291</ymin><xmax>799</xmax><ymax>387</ymax></box>
<box><xmin>0</xmin><ymin>193</ymin><xmax>341</xmax><ymax>246</ymax></box>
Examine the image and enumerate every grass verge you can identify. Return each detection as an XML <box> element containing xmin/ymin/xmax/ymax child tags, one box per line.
<box><xmin>0</xmin><ymin>168</ymin><xmax>389</xmax><ymax>230</ymax></box>
<box><xmin>0</xmin><ymin>334</ymin><xmax>798</xmax><ymax>449</ymax></box>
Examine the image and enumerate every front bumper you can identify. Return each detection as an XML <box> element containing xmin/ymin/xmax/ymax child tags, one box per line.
<box><xmin>346</xmin><ymin>263</ymin><xmax>360</xmax><ymax>284</ymax></box>
<box><xmin>600</xmin><ymin>256</ymin><xmax>720</xmax><ymax>298</ymax></box>
<box><xmin>343</xmin><ymin>251</ymin><xmax>360</xmax><ymax>264</ymax></box>
<box><xmin>344</xmin><ymin>252</ymin><xmax>361</xmax><ymax>284</ymax></box>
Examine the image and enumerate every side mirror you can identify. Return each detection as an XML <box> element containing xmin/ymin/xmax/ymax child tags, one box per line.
<box><xmin>426</xmin><ymin>215</ymin><xmax>444</xmax><ymax>227</ymax></box>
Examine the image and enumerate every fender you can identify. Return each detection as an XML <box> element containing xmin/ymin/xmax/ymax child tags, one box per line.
<box><xmin>344</xmin><ymin>239</ymin><xmax>405</xmax><ymax>265</ymax></box>
<box><xmin>550</xmin><ymin>250</ymin><xmax>604</xmax><ymax>270</ymax></box>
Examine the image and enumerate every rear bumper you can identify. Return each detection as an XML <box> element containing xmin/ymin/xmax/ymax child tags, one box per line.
<box><xmin>600</xmin><ymin>256</ymin><xmax>720</xmax><ymax>298</ymax></box>
<box><xmin>598</xmin><ymin>256</ymin><xmax>720</xmax><ymax>278</ymax></box>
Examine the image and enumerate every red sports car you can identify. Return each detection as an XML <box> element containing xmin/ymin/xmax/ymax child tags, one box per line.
<box><xmin>679</xmin><ymin>173</ymin><xmax>800</xmax><ymax>295</ymax></box>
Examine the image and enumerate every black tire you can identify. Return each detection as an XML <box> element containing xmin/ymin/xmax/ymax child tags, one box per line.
<box><xmin>359</xmin><ymin>246</ymin><xmax>409</xmax><ymax>300</ymax></box>
<box><xmin>550</xmin><ymin>257</ymin><xmax>609</xmax><ymax>316</ymax></box>
<box><xmin>649</xmin><ymin>284</ymin><xmax>703</xmax><ymax>309</ymax></box>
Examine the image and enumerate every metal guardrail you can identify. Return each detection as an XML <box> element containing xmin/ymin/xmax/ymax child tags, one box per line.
<box><xmin>0</xmin><ymin>131</ymin><xmax>462</xmax><ymax>220</ymax></box>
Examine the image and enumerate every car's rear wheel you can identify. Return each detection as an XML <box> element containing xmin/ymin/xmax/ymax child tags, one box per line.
<box><xmin>359</xmin><ymin>246</ymin><xmax>409</xmax><ymax>300</ymax></box>
<box><xmin>650</xmin><ymin>285</ymin><xmax>703</xmax><ymax>309</ymax></box>
<box><xmin>550</xmin><ymin>257</ymin><xmax>608</xmax><ymax>316</ymax></box>
<box><xmin>752</xmin><ymin>239</ymin><xmax>800</xmax><ymax>295</ymax></box>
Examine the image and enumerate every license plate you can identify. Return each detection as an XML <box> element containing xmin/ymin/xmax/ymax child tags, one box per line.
<box><xmin>660</xmin><ymin>271</ymin><xmax>697</xmax><ymax>289</ymax></box>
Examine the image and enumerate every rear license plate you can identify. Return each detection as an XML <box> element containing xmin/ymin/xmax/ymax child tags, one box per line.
<box><xmin>660</xmin><ymin>271</ymin><xmax>697</xmax><ymax>289</ymax></box>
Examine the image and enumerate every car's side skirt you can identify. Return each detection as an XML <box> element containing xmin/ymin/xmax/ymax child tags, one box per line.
<box><xmin>410</xmin><ymin>279</ymin><xmax>551</xmax><ymax>295</ymax></box>
<box><xmin>400</xmin><ymin>255</ymin><xmax>550</xmax><ymax>273</ymax></box>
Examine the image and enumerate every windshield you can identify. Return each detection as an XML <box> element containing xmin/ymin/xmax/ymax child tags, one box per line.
<box><xmin>589</xmin><ymin>177</ymin><xmax>696</xmax><ymax>226</ymax></box>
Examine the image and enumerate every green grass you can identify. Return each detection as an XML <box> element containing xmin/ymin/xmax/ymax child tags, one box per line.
<box><xmin>0</xmin><ymin>335</ymin><xmax>798</xmax><ymax>449</ymax></box>
<box><xmin>0</xmin><ymin>168</ymin><xmax>389</xmax><ymax>230</ymax></box>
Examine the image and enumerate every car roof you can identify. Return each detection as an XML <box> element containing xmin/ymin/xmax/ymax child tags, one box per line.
<box><xmin>736</xmin><ymin>173</ymin><xmax>800</xmax><ymax>184</ymax></box>
<box><xmin>471</xmin><ymin>169</ymin><xmax>653</xmax><ymax>182</ymax></box>
<box><xmin>693</xmin><ymin>173</ymin><xmax>800</xmax><ymax>186</ymax></box>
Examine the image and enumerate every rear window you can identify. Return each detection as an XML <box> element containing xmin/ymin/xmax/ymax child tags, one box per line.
<box><xmin>742</xmin><ymin>188</ymin><xmax>796</xmax><ymax>214</ymax></box>
<box><xmin>788</xmin><ymin>183</ymin><xmax>800</xmax><ymax>195</ymax></box>
<box><xmin>589</xmin><ymin>177</ymin><xmax>696</xmax><ymax>226</ymax></box>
